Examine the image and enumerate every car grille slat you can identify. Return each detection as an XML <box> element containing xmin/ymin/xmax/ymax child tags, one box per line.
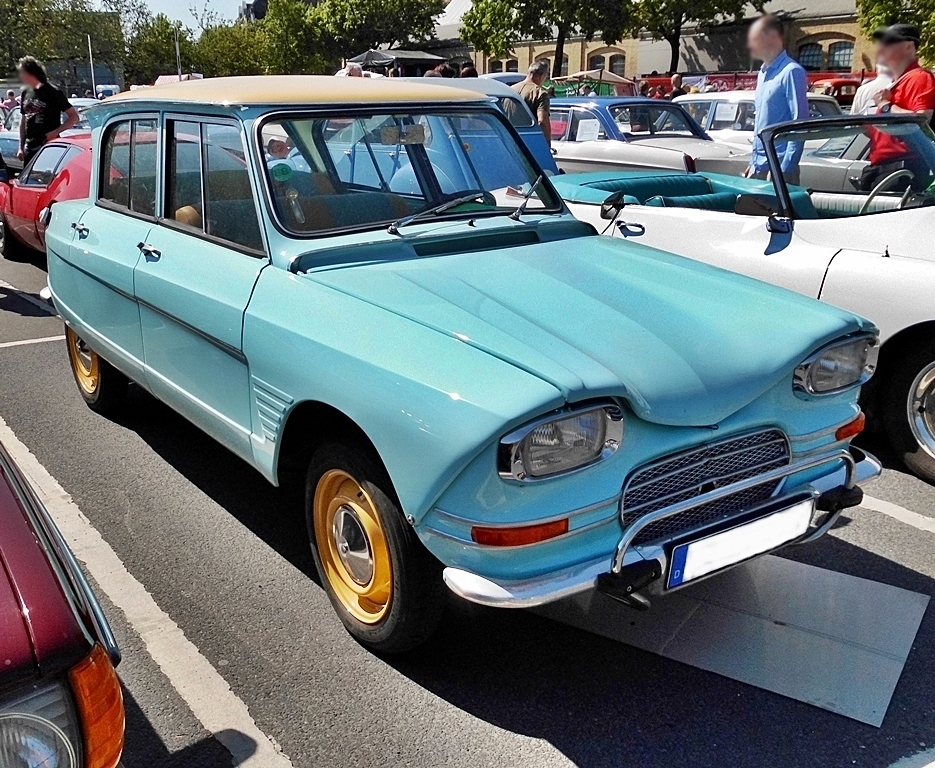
<box><xmin>621</xmin><ymin>429</ymin><xmax>790</xmax><ymax>546</ymax></box>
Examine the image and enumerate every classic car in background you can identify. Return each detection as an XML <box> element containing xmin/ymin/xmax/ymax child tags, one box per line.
<box><xmin>549</xmin><ymin>96</ymin><xmax>750</xmax><ymax>175</ymax></box>
<box><xmin>809</xmin><ymin>78</ymin><xmax>861</xmax><ymax>111</ymax></box>
<box><xmin>0</xmin><ymin>438</ymin><xmax>124</xmax><ymax>768</ymax></box>
<box><xmin>0</xmin><ymin>134</ymin><xmax>91</xmax><ymax>256</ymax></box>
<box><xmin>558</xmin><ymin>113</ymin><xmax>935</xmax><ymax>482</ymax></box>
<box><xmin>47</xmin><ymin>76</ymin><xmax>879</xmax><ymax>654</ymax></box>
<box><xmin>675</xmin><ymin>91</ymin><xmax>843</xmax><ymax>147</ymax></box>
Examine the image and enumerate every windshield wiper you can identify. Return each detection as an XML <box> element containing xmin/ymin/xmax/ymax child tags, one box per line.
<box><xmin>387</xmin><ymin>191</ymin><xmax>488</xmax><ymax>236</ymax></box>
<box><xmin>510</xmin><ymin>175</ymin><xmax>543</xmax><ymax>221</ymax></box>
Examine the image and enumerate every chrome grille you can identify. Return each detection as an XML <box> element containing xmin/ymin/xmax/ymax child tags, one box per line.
<box><xmin>621</xmin><ymin>429</ymin><xmax>790</xmax><ymax>546</ymax></box>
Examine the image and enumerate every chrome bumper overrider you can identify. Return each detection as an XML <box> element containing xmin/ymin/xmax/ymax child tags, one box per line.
<box><xmin>442</xmin><ymin>447</ymin><xmax>881</xmax><ymax>609</ymax></box>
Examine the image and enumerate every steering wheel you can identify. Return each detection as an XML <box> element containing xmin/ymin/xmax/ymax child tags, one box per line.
<box><xmin>859</xmin><ymin>169</ymin><xmax>915</xmax><ymax>215</ymax></box>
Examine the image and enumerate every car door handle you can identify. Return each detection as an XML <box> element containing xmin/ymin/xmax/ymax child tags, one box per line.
<box><xmin>71</xmin><ymin>222</ymin><xmax>88</xmax><ymax>236</ymax></box>
<box><xmin>137</xmin><ymin>242</ymin><xmax>161</xmax><ymax>261</ymax></box>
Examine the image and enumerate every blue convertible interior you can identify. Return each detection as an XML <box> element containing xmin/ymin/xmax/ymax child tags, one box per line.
<box><xmin>551</xmin><ymin>170</ymin><xmax>820</xmax><ymax>218</ymax></box>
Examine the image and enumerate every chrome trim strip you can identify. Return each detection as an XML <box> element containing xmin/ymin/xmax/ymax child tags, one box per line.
<box><xmin>611</xmin><ymin>449</ymin><xmax>855</xmax><ymax>573</ymax></box>
<box><xmin>792</xmin><ymin>438</ymin><xmax>848</xmax><ymax>459</ymax></box>
<box><xmin>432</xmin><ymin>492</ymin><xmax>622</xmax><ymax>527</ymax></box>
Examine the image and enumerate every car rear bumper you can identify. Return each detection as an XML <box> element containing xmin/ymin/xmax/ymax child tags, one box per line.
<box><xmin>442</xmin><ymin>446</ymin><xmax>881</xmax><ymax>608</ymax></box>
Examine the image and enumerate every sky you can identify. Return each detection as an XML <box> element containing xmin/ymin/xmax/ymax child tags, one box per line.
<box><xmin>145</xmin><ymin>0</ymin><xmax>239</xmax><ymax>24</ymax></box>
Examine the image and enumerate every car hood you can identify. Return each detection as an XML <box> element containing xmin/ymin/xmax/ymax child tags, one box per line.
<box><xmin>307</xmin><ymin>234</ymin><xmax>868</xmax><ymax>426</ymax></box>
<box><xmin>632</xmin><ymin>136</ymin><xmax>749</xmax><ymax>160</ymax></box>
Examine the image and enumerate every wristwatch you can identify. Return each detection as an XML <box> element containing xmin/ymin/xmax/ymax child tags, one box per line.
<box><xmin>880</xmin><ymin>103</ymin><xmax>893</xmax><ymax>114</ymax></box>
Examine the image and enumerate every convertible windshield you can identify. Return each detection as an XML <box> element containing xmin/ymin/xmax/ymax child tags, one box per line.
<box><xmin>773</xmin><ymin>118</ymin><xmax>935</xmax><ymax>218</ymax></box>
<box><xmin>260</xmin><ymin>109</ymin><xmax>558</xmax><ymax>234</ymax></box>
<box><xmin>608</xmin><ymin>104</ymin><xmax>698</xmax><ymax>139</ymax></box>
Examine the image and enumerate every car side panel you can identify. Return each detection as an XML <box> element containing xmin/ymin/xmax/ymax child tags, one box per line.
<box><xmin>243</xmin><ymin>266</ymin><xmax>562</xmax><ymax>519</ymax></box>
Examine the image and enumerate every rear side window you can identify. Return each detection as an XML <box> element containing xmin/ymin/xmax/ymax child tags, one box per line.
<box><xmin>100</xmin><ymin>118</ymin><xmax>158</xmax><ymax>215</ymax></box>
<box><xmin>21</xmin><ymin>144</ymin><xmax>67</xmax><ymax>186</ymax></box>
<box><xmin>166</xmin><ymin>119</ymin><xmax>263</xmax><ymax>252</ymax></box>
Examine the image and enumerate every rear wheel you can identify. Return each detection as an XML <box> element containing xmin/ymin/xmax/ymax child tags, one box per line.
<box><xmin>0</xmin><ymin>219</ymin><xmax>20</xmax><ymax>259</ymax></box>
<box><xmin>882</xmin><ymin>342</ymin><xmax>935</xmax><ymax>483</ymax></box>
<box><xmin>306</xmin><ymin>441</ymin><xmax>444</xmax><ymax>654</ymax></box>
<box><xmin>65</xmin><ymin>326</ymin><xmax>128</xmax><ymax>414</ymax></box>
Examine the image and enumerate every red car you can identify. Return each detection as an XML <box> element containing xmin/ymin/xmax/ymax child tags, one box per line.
<box><xmin>0</xmin><ymin>134</ymin><xmax>91</xmax><ymax>257</ymax></box>
<box><xmin>0</xmin><ymin>439</ymin><xmax>124</xmax><ymax>767</ymax></box>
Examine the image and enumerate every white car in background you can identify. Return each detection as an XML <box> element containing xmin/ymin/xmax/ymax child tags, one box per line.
<box><xmin>675</xmin><ymin>91</ymin><xmax>843</xmax><ymax>148</ymax></box>
<box><xmin>557</xmin><ymin>113</ymin><xmax>935</xmax><ymax>483</ymax></box>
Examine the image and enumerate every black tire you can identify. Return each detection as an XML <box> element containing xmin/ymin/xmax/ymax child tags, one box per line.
<box><xmin>881</xmin><ymin>340</ymin><xmax>935</xmax><ymax>483</ymax></box>
<box><xmin>305</xmin><ymin>441</ymin><xmax>445</xmax><ymax>654</ymax></box>
<box><xmin>0</xmin><ymin>219</ymin><xmax>21</xmax><ymax>259</ymax></box>
<box><xmin>65</xmin><ymin>326</ymin><xmax>128</xmax><ymax>414</ymax></box>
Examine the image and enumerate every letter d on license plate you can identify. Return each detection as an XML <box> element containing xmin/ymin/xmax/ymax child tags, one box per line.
<box><xmin>667</xmin><ymin>498</ymin><xmax>814</xmax><ymax>588</ymax></box>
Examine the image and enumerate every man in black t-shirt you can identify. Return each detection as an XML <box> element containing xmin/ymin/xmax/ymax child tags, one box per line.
<box><xmin>17</xmin><ymin>57</ymin><xmax>78</xmax><ymax>165</ymax></box>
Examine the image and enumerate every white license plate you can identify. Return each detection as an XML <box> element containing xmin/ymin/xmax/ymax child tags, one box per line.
<box><xmin>667</xmin><ymin>498</ymin><xmax>814</xmax><ymax>588</ymax></box>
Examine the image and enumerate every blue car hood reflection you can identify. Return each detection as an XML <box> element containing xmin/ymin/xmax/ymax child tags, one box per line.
<box><xmin>308</xmin><ymin>234</ymin><xmax>869</xmax><ymax>426</ymax></box>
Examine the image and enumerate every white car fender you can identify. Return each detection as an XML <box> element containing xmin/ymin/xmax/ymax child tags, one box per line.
<box><xmin>820</xmin><ymin>250</ymin><xmax>935</xmax><ymax>343</ymax></box>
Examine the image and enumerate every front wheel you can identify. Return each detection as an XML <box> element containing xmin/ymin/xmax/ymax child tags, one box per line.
<box><xmin>306</xmin><ymin>442</ymin><xmax>445</xmax><ymax>654</ymax></box>
<box><xmin>65</xmin><ymin>326</ymin><xmax>128</xmax><ymax>414</ymax></box>
<box><xmin>882</xmin><ymin>342</ymin><xmax>935</xmax><ymax>483</ymax></box>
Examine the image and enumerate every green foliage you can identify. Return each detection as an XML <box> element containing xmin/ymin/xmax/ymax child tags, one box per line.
<box><xmin>262</xmin><ymin>0</ymin><xmax>329</xmax><ymax>74</ymax></box>
<box><xmin>125</xmin><ymin>13</ymin><xmax>196</xmax><ymax>85</ymax></box>
<box><xmin>194</xmin><ymin>20</ymin><xmax>268</xmax><ymax>77</ymax></box>
<box><xmin>318</xmin><ymin>0</ymin><xmax>445</xmax><ymax>54</ymax></box>
<box><xmin>857</xmin><ymin>0</ymin><xmax>935</xmax><ymax>62</ymax></box>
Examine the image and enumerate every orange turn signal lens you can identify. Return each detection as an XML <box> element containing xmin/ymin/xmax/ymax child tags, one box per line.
<box><xmin>471</xmin><ymin>518</ymin><xmax>569</xmax><ymax>547</ymax></box>
<box><xmin>68</xmin><ymin>644</ymin><xmax>125</xmax><ymax>768</ymax></box>
<box><xmin>835</xmin><ymin>412</ymin><xmax>866</xmax><ymax>441</ymax></box>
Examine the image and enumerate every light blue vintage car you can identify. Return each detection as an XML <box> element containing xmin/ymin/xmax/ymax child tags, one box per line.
<box><xmin>47</xmin><ymin>76</ymin><xmax>881</xmax><ymax>653</ymax></box>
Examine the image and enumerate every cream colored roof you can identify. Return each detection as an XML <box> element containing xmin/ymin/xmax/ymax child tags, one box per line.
<box><xmin>110</xmin><ymin>75</ymin><xmax>484</xmax><ymax>106</ymax></box>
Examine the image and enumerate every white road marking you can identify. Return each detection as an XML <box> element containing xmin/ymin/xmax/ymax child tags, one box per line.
<box><xmin>863</xmin><ymin>495</ymin><xmax>935</xmax><ymax>535</ymax></box>
<box><xmin>0</xmin><ymin>334</ymin><xmax>65</xmax><ymax>349</ymax></box>
<box><xmin>0</xmin><ymin>414</ymin><xmax>294</xmax><ymax>768</ymax></box>
<box><xmin>0</xmin><ymin>278</ymin><xmax>56</xmax><ymax>315</ymax></box>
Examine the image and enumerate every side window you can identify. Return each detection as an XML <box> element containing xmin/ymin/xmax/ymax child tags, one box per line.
<box><xmin>100</xmin><ymin>118</ymin><xmax>157</xmax><ymax>215</ymax></box>
<box><xmin>569</xmin><ymin>110</ymin><xmax>604</xmax><ymax>142</ymax></box>
<box><xmin>549</xmin><ymin>110</ymin><xmax>571</xmax><ymax>141</ymax></box>
<box><xmin>680</xmin><ymin>101</ymin><xmax>713</xmax><ymax>128</ymax></box>
<box><xmin>21</xmin><ymin>144</ymin><xmax>68</xmax><ymax>187</ymax></box>
<box><xmin>167</xmin><ymin>120</ymin><xmax>263</xmax><ymax>252</ymax></box>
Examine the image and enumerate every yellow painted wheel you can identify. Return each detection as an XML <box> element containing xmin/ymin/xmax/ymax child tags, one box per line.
<box><xmin>313</xmin><ymin>469</ymin><xmax>393</xmax><ymax>625</ymax></box>
<box><xmin>66</xmin><ymin>326</ymin><xmax>100</xmax><ymax>396</ymax></box>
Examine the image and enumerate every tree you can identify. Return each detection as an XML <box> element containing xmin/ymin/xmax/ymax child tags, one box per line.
<box><xmin>319</xmin><ymin>0</ymin><xmax>445</xmax><ymax>55</ymax></box>
<box><xmin>629</xmin><ymin>0</ymin><xmax>755</xmax><ymax>74</ymax></box>
<box><xmin>856</xmin><ymin>0</ymin><xmax>934</xmax><ymax>61</ymax></box>
<box><xmin>125</xmin><ymin>13</ymin><xmax>195</xmax><ymax>84</ymax></box>
<box><xmin>461</xmin><ymin>0</ymin><xmax>629</xmax><ymax>77</ymax></box>
<box><xmin>194</xmin><ymin>20</ymin><xmax>268</xmax><ymax>77</ymax></box>
<box><xmin>262</xmin><ymin>0</ymin><xmax>329</xmax><ymax>74</ymax></box>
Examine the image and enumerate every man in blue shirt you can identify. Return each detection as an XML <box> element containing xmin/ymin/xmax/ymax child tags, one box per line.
<box><xmin>745</xmin><ymin>15</ymin><xmax>809</xmax><ymax>184</ymax></box>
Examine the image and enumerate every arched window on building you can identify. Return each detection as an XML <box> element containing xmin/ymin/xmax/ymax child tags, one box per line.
<box><xmin>797</xmin><ymin>43</ymin><xmax>823</xmax><ymax>71</ymax></box>
<box><xmin>488</xmin><ymin>59</ymin><xmax>503</xmax><ymax>73</ymax></box>
<box><xmin>828</xmin><ymin>40</ymin><xmax>854</xmax><ymax>71</ymax></box>
<box><xmin>506</xmin><ymin>59</ymin><xmax>518</xmax><ymax>72</ymax></box>
<box><xmin>609</xmin><ymin>53</ymin><xmax>626</xmax><ymax>76</ymax></box>
<box><xmin>589</xmin><ymin>54</ymin><xmax>606</xmax><ymax>70</ymax></box>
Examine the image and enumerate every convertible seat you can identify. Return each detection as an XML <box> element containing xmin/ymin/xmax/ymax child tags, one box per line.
<box><xmin>644</xmin><ymin>191</ymin><xmax>740</xmax><ymax>211</ymax></box>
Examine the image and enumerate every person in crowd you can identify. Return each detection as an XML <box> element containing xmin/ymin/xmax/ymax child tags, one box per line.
<box><xmin>16</xmin><ymin>56</ymin><xmax>78</xmax><ymax>165</ymax></box>
<box><xmin>510</xmin><ymin>60</ymin><xmax>551</xmax><ymax>142</ymax></box>
<box><xmin>460</xmin><ymin>63</ymin><xmax>478</xmax><ymax>77</ymax></box>
<box><xmin>345</xmin><ymin>63</ymin><xmax>363</xmax><ymax>77</ymax></box>
<box><xmin>669</xmin><ymin>73</ymin><xmax>687</xmax><ymax>99</ymax></box>
<box><xmin>744</xmin><ymin>14</ymin><xmax>808</xmax><ymax>184</ymax></box>
<box><xmin>423</xmin><ymin>69</ymin><xmax>442</xmax><ymax>77</ymax></box>
<box><xmin>435</xmin><ymin>63</ymin><xmax>457</xmax><ymax>78</ymax></box>
<box><xmin>853</xmin><ymin>64</ymin><xmax>892</xmax><ymax>115</ymax></box>
<box><xmin>84</xmin><ymin>89</ymin><xmax>94</xmax><ymax>98</ymax></box>
<box><xmin>862</xmin><ymin>24</ymin><xmax>935</xmax><ymax>189</ymax></box>
<box><xmin>1</xmin><ymin>90</ymin><xmax>17</xmax><ymax>111</ymax></box>
<box><xmin>639</xmin><ymin>80</ymin><xmax>651</xmax><ymax>97</ymax></box>
<box><xmin>581</xmin><ymin>84</ymin><xmax>595</xmax><ymax>96</ymax></box>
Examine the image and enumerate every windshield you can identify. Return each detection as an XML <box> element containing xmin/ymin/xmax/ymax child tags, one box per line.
<box><xmin>608</xmin><ymin>104</ymin><xmax>698</xmax><ymax>138</ymax></box>
<box><xmin>771</xmin><ymin>118</ymin><xmax>935</xmax><ymax>218</ymax></box>
<box><xmin>260</xmin><ymin>108</ymin><xmax>558</xmax><ymax>235</ymax></box>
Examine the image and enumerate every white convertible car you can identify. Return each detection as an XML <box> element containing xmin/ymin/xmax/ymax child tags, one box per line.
<box><xmin>556</xmin><ymin>113</ymin><xmax>935</xmax><ymax>482</ymax></box>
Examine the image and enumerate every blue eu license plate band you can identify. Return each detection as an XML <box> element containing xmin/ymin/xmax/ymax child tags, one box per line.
<box><xmin>667</xmin><ymin>498</ymin><xmax>815</xmax><ymax>589</ymax></box>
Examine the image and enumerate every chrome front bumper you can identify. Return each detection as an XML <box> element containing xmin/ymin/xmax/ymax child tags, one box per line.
<box><xmin>442</xmin><ymin>447</ymin><xmax>881</xmax><ymax>609</ymax></box>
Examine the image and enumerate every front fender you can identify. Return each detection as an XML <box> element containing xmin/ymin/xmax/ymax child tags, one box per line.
<box><xmin>243</xmin><ymin>267</ymin><xmax>562</xmax><ymax>521</ymax></box>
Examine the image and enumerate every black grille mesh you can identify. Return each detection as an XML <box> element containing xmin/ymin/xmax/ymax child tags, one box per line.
<box><xmin>621</xmin><ymin>429</ymin><xmax>790</xmax><ymax>546</ymax></box>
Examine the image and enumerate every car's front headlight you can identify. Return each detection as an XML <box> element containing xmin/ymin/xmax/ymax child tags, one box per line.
<box><xmin>499</xmin><ymin>404</ymin><xmax>624</xmax><ymax>481</ymax></box>
<box><xmin>794</xmin><ymin>334</ymin><xmax>878</xmax><ymax>396</ymax></box>
<box><xmin>0</xmin><ymin>680</ymin><xmax>83</xmax><ymax>768</ymax></box>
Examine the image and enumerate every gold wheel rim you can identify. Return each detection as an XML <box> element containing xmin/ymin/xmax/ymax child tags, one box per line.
<box><xmin>313</xmin><ymin>469</ymin><xmax>392</xmax><ymax>624</ymax></box>
<box><xmin>65</xmin><ymin>326</ymin><xmax>100</xmax><ymax>396</ymax></box>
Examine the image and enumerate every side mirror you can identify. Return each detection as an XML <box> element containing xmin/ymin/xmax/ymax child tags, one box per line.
<box><xmin>601</xmin><ymin>190</ymin><xmax>627</xmax><ymax>220</ymax></box>
<box><xmin>734</xmin><ymin>194</ymin><xmax>778</xmax><ymax>217</ymax></box>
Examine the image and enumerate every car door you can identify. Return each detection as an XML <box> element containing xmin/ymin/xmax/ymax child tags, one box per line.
<box><xmin>53</xmin><ymin>117</ymin><xmax>157</xmax><ymax>381</ymax></box>
<box><xmin>134</xmin><ymin>117</ymin><xmax>267</xmax><ymax>462</ymax></box>
<box><xmin>8</xmin><ymin>144</ymin><xmax>69</xmax><ymax>248</ymax></box>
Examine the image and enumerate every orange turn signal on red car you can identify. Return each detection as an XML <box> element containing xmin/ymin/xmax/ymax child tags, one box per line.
<box><xmin>68</xmin><ymin>644</ymin><xmax>125</xmax><ymax>768</ymax></box>
<box><xmin>835</xmin><ymin>412</ymin><xmax>866</xmax><ymax>441</ymax></box>
<box><xmin>471</xmin><ymin>518</ymin><xmax>569</xmax><ymax>547</ymax></box>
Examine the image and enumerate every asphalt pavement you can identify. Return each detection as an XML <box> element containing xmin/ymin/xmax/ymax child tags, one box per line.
<box><xmin>1</xmin><ymin>250</ymin><xmax>934</xmax><ymax>768</ymax></box>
